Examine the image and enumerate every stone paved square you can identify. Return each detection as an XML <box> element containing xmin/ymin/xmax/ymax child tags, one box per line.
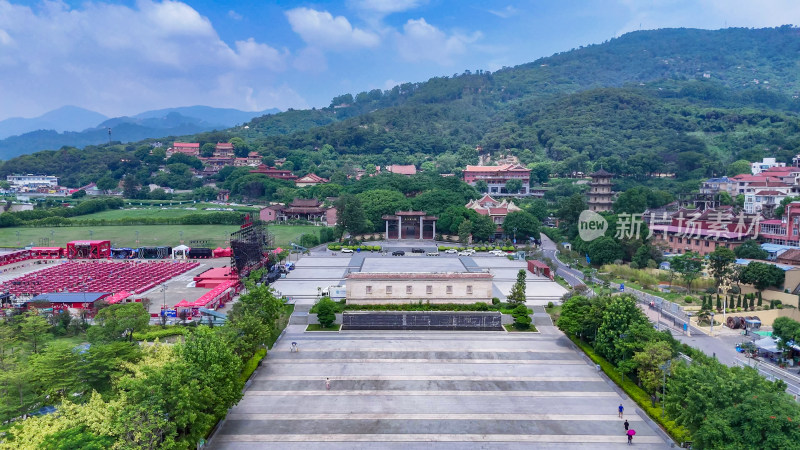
<box><xmin>210</xmin><ymin>325</ymin><xmax>669</xmax><ymax>449</ymax></box>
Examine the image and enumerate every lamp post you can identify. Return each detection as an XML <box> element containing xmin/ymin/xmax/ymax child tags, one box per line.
<box><xmin>660</xmin><ymin>360</ymin><xmax>672</xmax><ymax>405</ymax></box>
<box><xmin>710</xmin><ymin>312</ymin><xmax>715</xmax><ymax>337</ymax></box>
<box><xmin>161</xmin><ymin>283</ymin><xmax>168</xmax><ymax>317</ymax></box>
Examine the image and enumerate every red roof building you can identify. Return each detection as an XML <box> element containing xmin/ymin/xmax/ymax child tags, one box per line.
<box><xmin>295</xmin><ymin>173</ymin><xmax>329</xmax><ymax>188</ymax></box>
<box><xmin>214</xmin><ymin>142</ymin><xmax>235</xmax><ymax>158</ymax></box>
<box><xmin>168</xmin><ymin>142</ymin><xmax>200</xmax><ymax>157</ymax></box>
<box><xmin>463</xmin><ymin>164</ymin><xmax>531</xmax><ymax>196</ymax></box>
<box><xmin>465</xmin><ymin>194</ymin><xmax>521</xmax><ymax>228</ymax></box>
<box><xmin>249</xmin><ymin>164</ymin><xmax>297</xmax><ymax>180</ymax></box>
<box><xmin>385</xmin><ymin>165</ymin><xmax>417</xmax><ymax>176</ymax></box>
<box><xmin>650</xmin><ymin>207</ymin><xmax>760</xmax><ymax>255</ymax></box>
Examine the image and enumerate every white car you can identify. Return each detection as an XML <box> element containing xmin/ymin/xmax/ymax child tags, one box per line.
<box><xmin>457</xmin><ymin>251</ymin><xmax>472</xmax><ymax>256</ymax></box>
<box><xmin>462</xmin><ymin>249</ymin><xmax>476</xmax><ymax>255</ymax></box>
<box><xmin>444</xmin><ymin>249</ymin><xmax>458</xmax><ymax>254</ymax></box>
<box><xmin>488</xmin><ymin>249</ymin><xmax>506</xmax><ymax>256</ymax></box>
<box><xmin>426</xmin><ymin>251</ymin><xmax>440</xmax><ymax>256</ymax></box>
<box><xmin>340</xmin><ymin>248</ymin><xmax>354</xmax><ymax>253</ymax></box>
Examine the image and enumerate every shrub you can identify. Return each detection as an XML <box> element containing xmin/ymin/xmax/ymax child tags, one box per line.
<box><xmin>491</xmin><ymin>297</ymin><xmax>500</xmax><ymax>305</ymax></box>
<box><xmin>684</xmin><ymin>296</ymin><xmax>693</xmax><ymax>304</ymax></box>
<box><xmin>513</xmin><ymin>313</ymin><xmax>532</xmax><ymax>330</ymax></box>
<box><xmin>547</xmin><ymin>301</ymin><xmax>554</xmax><ymax>308</ymax></box>
<box><xmin>239</xmin><ymin>348</ymin><xmax>267</xmax><ymax>384</ymax></box>
<box><xmin>316</xmin><ymin>298</ymin><xmax>337</xmax><ymax>328</ymax></box>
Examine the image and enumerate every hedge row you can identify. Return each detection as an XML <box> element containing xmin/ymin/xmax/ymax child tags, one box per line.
<box><xmin>569</xmin><ymin>335</ymin><xmax>691</xmax><ymax>444</ymax></box>
<box><xmin>327</xmin><ymin>244</ymin><xmax>382</xmax><ymax>251</ymax></box>
<box><xmin>239</xmin><ymin>348</ymin><xmax>267</xmax><ymax>384</ymax></box>
<box><xmin>10</xmin><ymin>211</ymin><xmax>245</xmax><ymax>228</ymax></box>
<box><xmin>132</xmin><ymin>326</ymin><xmax>189</xmax><ymax>341</ymax></box>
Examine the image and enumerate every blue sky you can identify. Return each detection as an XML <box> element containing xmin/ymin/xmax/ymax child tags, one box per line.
<box><xmin>0</xmin><ymin>0</ymin><xmax>798</xmax><ymax>121</ymax></box>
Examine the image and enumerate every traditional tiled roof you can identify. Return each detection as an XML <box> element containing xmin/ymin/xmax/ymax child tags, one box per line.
<box><xmin>386</xmin><ymin>165</ymin><xmax>417</xmax><ymax>175</ymax></box>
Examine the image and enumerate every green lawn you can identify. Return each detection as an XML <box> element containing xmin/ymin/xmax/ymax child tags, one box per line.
<box><xmin>504</xmin><ymin>324</ymin><xmax>538</xmax><ymax>332</ymax></box>
<box><xmin>76</xmin><ymin>205</ymin><xmax>260</xmax><ymax>220</ymax></box>
<box><xmin>0</xmin><ymin>224</ymin><xmax>324</xmax><ymax>249</ymax></box>
<box><xmin>306</xmin><ymin>324</ymin><xmax>341</xmax><ymax>331</ymax></box>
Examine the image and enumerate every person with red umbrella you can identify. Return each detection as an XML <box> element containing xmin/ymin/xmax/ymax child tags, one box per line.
<box><xmin>627</xmin><ymin>428</ymin><xmax>636</xmax><ymax>445</ymax></box>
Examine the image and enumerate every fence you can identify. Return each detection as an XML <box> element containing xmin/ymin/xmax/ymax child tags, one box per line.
<box><xmin>734</xmin><ymin>357</ymin><xmax>800</xmax><ymax>402</ymax></box>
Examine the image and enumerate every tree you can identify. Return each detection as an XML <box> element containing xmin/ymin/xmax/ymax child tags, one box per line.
<box><xmin>507</xmin><ymin>269</ymin><xmax>527</xmax><ymax>305</ymax></box>
<box><xmin>96</xmin><ymin>176</ymin><xmax>118</xmax><ymax>194</ymax></box>
<box><xmin>20</xmin><ymin>313</ymin><xmax>52</xmax><ymax>354</ymax></box>
<box><xmin>739</xmin><ymin>261</ymin><xmax>786</xmax><ymax>293</ymax></box>
<box><xmin>458</xmin><ymin>219</ymin><xmax>472</xmax><ymax>244</ymax></box>
<box><xmin>29</xmin><ymin>342</ymin><xmax>84</xmax><ymax>403</ymax></box>
<box><xmin>735</xmin><ymin>240</ymin><xmax>768</xmax><ymax>260</ymax></box>
<box><xmin>613</xmin><ymin>187</ymin><xmax>649</xmax><ymax>214</ymax></box>
<box><xmin>586</xmin><ymin>236</ymin><xmax>623</xmax><ymax>266</ymax></box>
<box><xmin>708</xmin><ymin>246</ymin><xmax>736</xmax><ymax>291</ymax></box>
<box><xmin>727</xmin><ymin>159</ymin><xmax>752</xmax><ymax>177</ymax></box>
<box><xmin>529</xmin><ymin>162</ymin><xmax>550</xmax><ymax>184</ymax></box>
<box><xmin>556</xmin><ymin>295</ymin><xmax>595</xmax><ymax>339</ymax></box>
<box><xmin>357</xmin><ymin>189</ymin><xmax>411</xmax><ymax>231</ymax></box>
<box><xmin>316</xmin><ymin>298</ymin><xmax>336</xmax><ymax>328</ymax></box>
<box><xmin>505</xmin><ymin>179</ymin><xmax>522</xmax><ymax>194</ymax></box>
<box><xmin>334</xmin><ymin>194</ymin><xmax>368</xmax><ymax>236</ymax></box>
<box><xmin>594</xmin><ymin>295</ymin><xmax>650</xmax><ymax>365</ymax></box>
<box><xmin>502</xmin><ymin>211</ymin><xmax>541</xmax><ymax>241</ymax></box>
<box><xmin>122</xmin><ymin>174</ymin><xmax>140</xmax><ymax>199</ymax></box>
<box><xmin>200</xmin><ymin>142</ymin><xmax>216</xmax><ymax>157</ymax></box>
<box><xmin>671</xmin><ymin>252</ymin><xmax>703</xmax><ymax>292</ymax></box>
<box><xmin>526</xmin><ymin>199</ymin><xmax>549</xmax><ymax>222</ymax></box>
<box><xmin>474</xmin><ymin>180</ymin><xmax>488</xmax><ymax>193</ymax></box>
<box><xmin>88</xmin><ymin>303</ymin><xmax>149</xmax><ymax>343</ymax></box>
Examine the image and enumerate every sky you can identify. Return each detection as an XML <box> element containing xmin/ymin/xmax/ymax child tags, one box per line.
<box><xmin>0</xmin><ymin>0</ymin><xmax>799</xmax><ymax>121</ymax></box>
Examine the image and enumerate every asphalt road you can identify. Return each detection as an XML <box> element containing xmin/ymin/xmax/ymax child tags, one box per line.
<box><xmin>540</xmin><ymin>235</ymin><xmax>588</xmax><ymax>289</ymax></box>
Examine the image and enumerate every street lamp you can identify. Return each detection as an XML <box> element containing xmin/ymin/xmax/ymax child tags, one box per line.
<box><xmin>161</xmin><ymin>283</ymin><xmax>168</xmax><ymax>318</ymax></box>
<box><xmin>620</xmin><ymin>333</ymin><xmax>629</xmax><ymax>383</ymax></box>
<box><xmin>660</xmin><ymin>360</ymin><xmax>672</xmax><ymax>405</ymax></box>
<box><xmin>710</xmin><ymin>312</ymin><xmax>715</xmax><ymax>337</ymax></box>
<box><xmin>135</xmin><ymin>230</ymin><xmax>140</xmax><ymax>246</ymax></box>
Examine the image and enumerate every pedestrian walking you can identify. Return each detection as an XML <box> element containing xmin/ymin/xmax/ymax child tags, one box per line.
<box><xmin>624</xmin><ymin>419</ymin><xmax>629</xmax><ymax>431</ymax></box>
<box><xmin>326</xmin><ymin>378</ymin><xmax>331</xmax><ymax>390</ymax></box>
<box><xmin>626</xmin><ymin>429</ymin><xmax>636</xmax><ymax>445</ymax></box>
<box><xmin>618</xmin><ymin>403</ymin><xmax>624</xmax><ymax>418</ymax></box>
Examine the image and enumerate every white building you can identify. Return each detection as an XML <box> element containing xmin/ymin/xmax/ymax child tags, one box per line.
<box><xmin>345</xmin><ymin>272</ymin><xmax>494</xmax><ymax>305</ymax></box>
<box><xmin>752</xmin><ymin>157</ymin><xmax>786</xmax><ymax>175</ymax></box>
<box><xmin>744</xmin><ymin>188</ymin><xmax>791</xmax><ymax>216</ymax></box>
<box><xmin>6</xmin><ymin>174</ymin><xmax>58</xmax><ymax>190</ymax></box>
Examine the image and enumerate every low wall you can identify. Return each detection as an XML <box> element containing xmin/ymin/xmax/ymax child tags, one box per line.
<box><xmin>341</xmin><ymin>311</ymin><xmax>503</xmax><ymax>331</ymax></box>
<box><xmin>721</xmin><ymin>308</ymin><xmax>800</xmax><ymax>327</ymax></box>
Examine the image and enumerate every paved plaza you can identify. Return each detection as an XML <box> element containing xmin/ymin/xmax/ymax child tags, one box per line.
<box><xmin>211</xmin><ymin>325</ymin><xmax>669</xmax><ymax>449</ymax></box>
<box><xmin>270</xmin><ymin>251</ymin><xmax>568</xmax><ymax>306</ymax></box>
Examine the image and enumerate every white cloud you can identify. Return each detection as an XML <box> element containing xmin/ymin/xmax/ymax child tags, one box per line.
<box><xmin>396</xmin><ymin>18</ymin><xmax>482</xmax><ymax>64</ymax></box>
<box><xmin>488</xmin><ymin>5</ymin><xmax>518</xmax><ymax>19</ymax></box>
<box><xmin>351</xmin><ymin>0</ymin><xmax>422</xmax><ymax>14</ymax></box>
<box><xmin>228</xmin><ymin>10</ymin><xmax>243</xmax><ymax>20</ymax></box>
<box><xmin>0</xmin><ymin>0</ymin><xmax>297</xmax><ymax>119</ymax></box>
<box><xmin>293</xmin><ymin>47</ymin><xmax>328</xmax><ymax>73</ymax></box>
<box><xmin>286</xmin><ymin>7</ymin><xmax>380</xmax><ymax>50</ymax></box>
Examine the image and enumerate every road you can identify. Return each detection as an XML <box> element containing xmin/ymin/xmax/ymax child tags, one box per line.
<box><xmin>541</xmin><ymin>234</ymin><xmax>800</xmax><ymax>396</ymax></box>
<box><xmin>540</xmin><ymin>235</ymin><xmax>590</xmax><ymax>289</ymax></box>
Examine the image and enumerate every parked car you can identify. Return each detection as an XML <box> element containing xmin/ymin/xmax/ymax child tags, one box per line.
<box><xmin>457</xmin><ymin>251</ymin><xmax>472</xmax><ymax>256</ymax></box>
<box><xmin>341</xmin><ymin>248</ymin><xmax>354</xmax><ymax>253</ymax></box>
<box><xmin>426</xmin><ymin>251</ymin><xmax>440</xmax><ymax>256</ymax></box>
<box><xmin>392</xmin><ymin>250</ymin><xmax>405</xmax><ymax>256</ymax></box>
<box><xmin>462</xmin><ymin>248</ymin><xmax>476</xmax><ymax>255</ymax></box>
<box><xmin>411</xmin><ymin>248</ymin><xmax>425</xmax><ymax>253</ymax></box>
<box><xmin>444</xmin><ymin>249</ymin><xmax>458</xmax><ymax>254</ymax></box>
<box><xmin>488</xmin><ymin>249</ymin><xmax>506</xmax><ymax>256</ymax></box>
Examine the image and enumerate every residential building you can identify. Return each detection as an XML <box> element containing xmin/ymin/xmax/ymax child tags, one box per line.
<box><xmin>345</xmin><ymin>272</ymin><xmax>493</xmax><ymax>305</ymax></box>
<box><xmin>587</xmin><ymin>169</ymin><xmax>614</xmax><ymax>212</ymax></box>
<box><xmin>777</xmin><ymin>248</ymin><xmax>800</xmax><ymax>265</ymax></box>
<box><xmin>249</xmin><ymin>164</ymin><xmax>297</xmax><ymax>180</ymax></box>
<box><xmin>744</xmin><ymin>188</ymin><xmax>791</xmax><ymax>216</ymax></box>
<box><xmin>700</xmin><ymin>177</ymin><xmax>735</xmax><ymax>195</ymax></box>
<box><xmin>730</xmin><ymin>173</ymin><xmax>789</xmax><ymax>195</ymax></box>
<box><xmin>385</xmin><ymin>165</ymin><xmax>417</xmax><ymax>176</ymax></box>
<box><xmin>463</xmin><ymin>164</ymin><xmax>531</xmax><ymax>196</ymax></box>
<box><xmin>751</xmin><ymin>157</ymin><xmax>785</xmax><ymax>174</ymax></box>
<box><xmin>167</xmin><ymin>142</ymin><xmax>200</xmax><ymax>157</ymax></box>
<box><xmin>259</xmin><ymin>205</ymin><xmax>283</xmax><ymax>222</ymax></box>
<box><xmin>760</xmin><ymin>202</ymin><xmax>800</xmax><ymax>246</ymax></box>
<box><xmin>295</xmin><ymin>173</ymin><xmax>329</xmax><ymax>188</ymax></box>
<box><xmin>6</xmin><ymin>174</ymin><xmax>58</xmax><ymax>190</ymax></box>
<box><xmin>649</xmin><ymin>207</ymin><xmax>758</xmax><ymax>255</ymax></box>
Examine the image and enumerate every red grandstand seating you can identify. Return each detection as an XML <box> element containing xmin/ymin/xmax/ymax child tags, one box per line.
<box><xmin>1</xmin><ymin>261</ymin><xmax>201</xmax><ymax>297</ymax></box>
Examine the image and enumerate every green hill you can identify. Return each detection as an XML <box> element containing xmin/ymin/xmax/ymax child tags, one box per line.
<box><xmin>2</xmin><ymin>27</ymin><xmax>800</xmax><ymax>193</ymax></box>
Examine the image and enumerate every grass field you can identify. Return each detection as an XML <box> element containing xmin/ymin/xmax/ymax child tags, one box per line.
<box><xmin>76</xmin><ymin>205</ymin><xmax>260</xmax><ymax>220</ymax></box>
<box><xmin>0</xmin><ymin>224</ymin><xmax>323</xmax><ymax>249</ymax></box>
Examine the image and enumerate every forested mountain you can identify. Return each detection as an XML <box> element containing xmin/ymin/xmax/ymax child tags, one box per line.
<box><xmin>2</xmin><ymin>27</ymin><xmax>800</xmax><ymax>195</ymax></box>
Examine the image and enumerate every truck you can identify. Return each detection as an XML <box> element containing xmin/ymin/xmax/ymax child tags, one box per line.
<box><xmin>321</xmin><ymin>285</ymin><xmax>347</xmax><ymax>300</ymax></box>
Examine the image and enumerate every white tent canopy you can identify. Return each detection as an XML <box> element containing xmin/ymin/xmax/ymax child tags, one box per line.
<box><xmin>172</xmin><ymin>245</ymin><xmax>190</xmax><ymax>259</ymax></box>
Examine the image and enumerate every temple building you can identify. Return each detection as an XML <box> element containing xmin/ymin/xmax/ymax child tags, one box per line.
<box><xmin>382</xmin><ymin>211</ymin><xmax>438</xmax><ymax>240</ymax></box>
<box><xmin>587</xmin><ymin>169</ymin><xmax>614</xmax><ymax>212</ymax></box>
